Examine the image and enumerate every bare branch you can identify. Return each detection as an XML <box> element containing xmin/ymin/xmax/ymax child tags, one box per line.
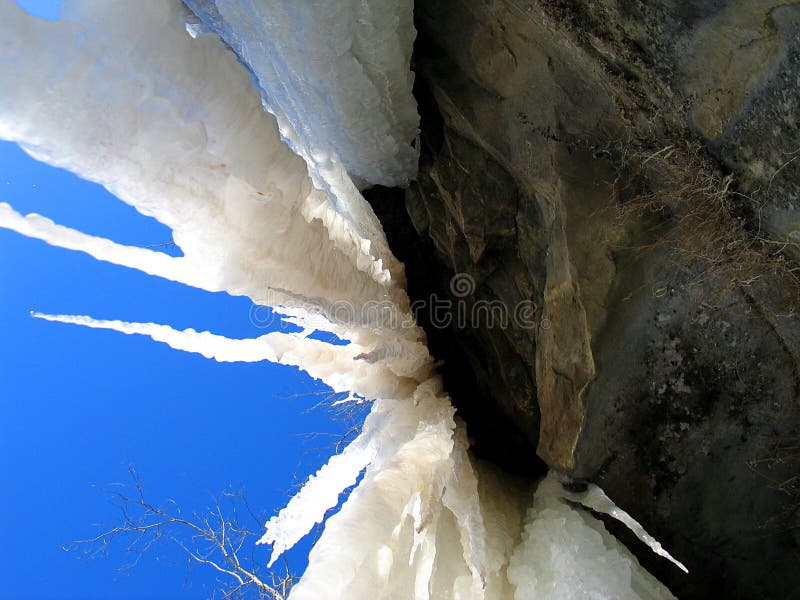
<box><xmin>68</xmin><ymin>469</ymin><xmax>293</xmax><ymax>600</ymax></box>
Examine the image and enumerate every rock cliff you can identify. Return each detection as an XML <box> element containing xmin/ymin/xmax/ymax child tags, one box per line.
<box><xmin>367</xmin><ymin>0</ymin><xmax>800</xmax><ymax>597</ymax></box>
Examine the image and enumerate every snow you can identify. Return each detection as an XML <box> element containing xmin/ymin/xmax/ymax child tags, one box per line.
<box><xmin>0</xmin><ymin>1</ymin><xmax>686</xmax><ymax>598</ymax></box>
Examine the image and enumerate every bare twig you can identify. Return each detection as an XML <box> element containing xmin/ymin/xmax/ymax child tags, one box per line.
<box><xmin>66</xmin><ymin>467</ymin><xmax>295</xmax><ymax>600</ymax></box>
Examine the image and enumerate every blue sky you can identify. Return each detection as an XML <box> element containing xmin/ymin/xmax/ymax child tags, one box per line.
<box><xmin>0</xmin><ymin>2</ymin><xmax>362</xmax><ymax>598</ymax></box>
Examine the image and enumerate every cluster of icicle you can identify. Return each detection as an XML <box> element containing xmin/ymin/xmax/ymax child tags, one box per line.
<box><xmin>0</xmin><ymin>1</ymin><xmax>685</xmax><ymax>598</ymax></box>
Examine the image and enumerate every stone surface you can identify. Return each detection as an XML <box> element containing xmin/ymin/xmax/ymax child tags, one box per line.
<box><xmin>368</xmin><ymin>0</ymin><xmax>800</xmax><ymax>597</ymax></box>
<box><xmin>409</xmin><ymin>0</ymin><xmax>624</xmax><ymax>473</ymax></box>
<box><xmin>540</xmin><ymin>0</ymin><xmax>800</xmax><ymax>256</ymax></box>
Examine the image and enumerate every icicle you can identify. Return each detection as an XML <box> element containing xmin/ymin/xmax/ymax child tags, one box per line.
<box><xmin>563</xmin><ymin>481</ymin><xmax>689</xmax><ymax>574</ymax></box>
<box><xmin>30</xmin><ymin>313</ymin><xmax>418</xmax><ymax>402</ymax></box>
<box><xmin>258</xmin><ymin>405</ymin><xmax>390</xmax><ymax>566</ymax></box>
<box><xmin>286</xmin><ymin>391</ymin><xmax>461</xmax><ymax>600</ymax></box>
<box><xmin>507</xmin><ymin>473</ymin><xmax>678</xmax><ymax>600</ymax></box>
<box><xmin>0</xmin><ymin>203</ymin><xmax>206</xmax><ymax>287</ymax></box>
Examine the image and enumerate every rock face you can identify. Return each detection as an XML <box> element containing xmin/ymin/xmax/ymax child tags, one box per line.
<box><xmin>546</xmin><ymin>0</ymin><xmax>800</xmax><ymax>260</ymax></box>
<box><xmin>368</xmin><ymin>0</ymin><xmax>800</xmax><ymax>597</ymax></box>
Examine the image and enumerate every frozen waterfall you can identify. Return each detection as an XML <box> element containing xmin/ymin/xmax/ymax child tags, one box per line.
<box><xmin>0</xmin><ymin>1</ymin><xmax>685</xmax><ymax>597</ymax></box>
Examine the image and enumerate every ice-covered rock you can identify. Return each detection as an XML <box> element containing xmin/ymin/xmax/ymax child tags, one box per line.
<box><xmin>0</xmin><ymin>1</ymin><xmax>683</xmax><ymax>598</ymax></box>
<box><xmin>183</xmin><ymin>0</ymin><xmax>419</xmax><ymax>191</ymax></box>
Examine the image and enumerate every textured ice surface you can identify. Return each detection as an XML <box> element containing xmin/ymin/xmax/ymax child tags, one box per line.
<box><xmin>0</xmin><ymin>1</ymin><xmax>683</xmax><ymax>598</ymax></box>
<box><xmin>183</xmin><ymin>0</ymin><xmax>419</xmax><ymax>190</ymax></box>
<box><xmin>0</xmin><ymin>0</ymin><xmax>419</xmax><ymax>352</ymax></box>
<box><xmin>507</xmin><ymin>474</ymin><xmax>677</xmax><ymax>600</ymax></box>
<box><xmin>183</xmin><ymin>0</ymin><xmax>419</xmax><ymax>249</ymax></box>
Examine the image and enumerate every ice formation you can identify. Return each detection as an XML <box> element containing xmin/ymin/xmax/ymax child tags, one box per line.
<box><xmin>0</xmin><ymin>1</ymin><xmax>685</xmax><ymax>597</ymax></box>
<box><xmin>182</xmin><ymin>0</ymin><xmax>420</xmax><ymax>192</ymax></box>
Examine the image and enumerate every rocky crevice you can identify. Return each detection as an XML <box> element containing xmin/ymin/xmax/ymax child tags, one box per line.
<box><xmin>369</xmin><ymin>0</ymin><xmax>800</xmax><ymax>597</ymax></box>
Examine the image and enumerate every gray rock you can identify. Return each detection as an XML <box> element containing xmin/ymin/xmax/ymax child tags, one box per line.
<box><xmin>369</xmin><ymin>0</ymin><xmax>800</xmax><ymax>596</ymax></box>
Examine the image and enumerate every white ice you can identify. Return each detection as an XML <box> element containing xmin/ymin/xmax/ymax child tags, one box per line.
<box><xmin>183</xmin><ymin>0</ymin><xmax>420</xmax><ymax>191</ymax></box>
